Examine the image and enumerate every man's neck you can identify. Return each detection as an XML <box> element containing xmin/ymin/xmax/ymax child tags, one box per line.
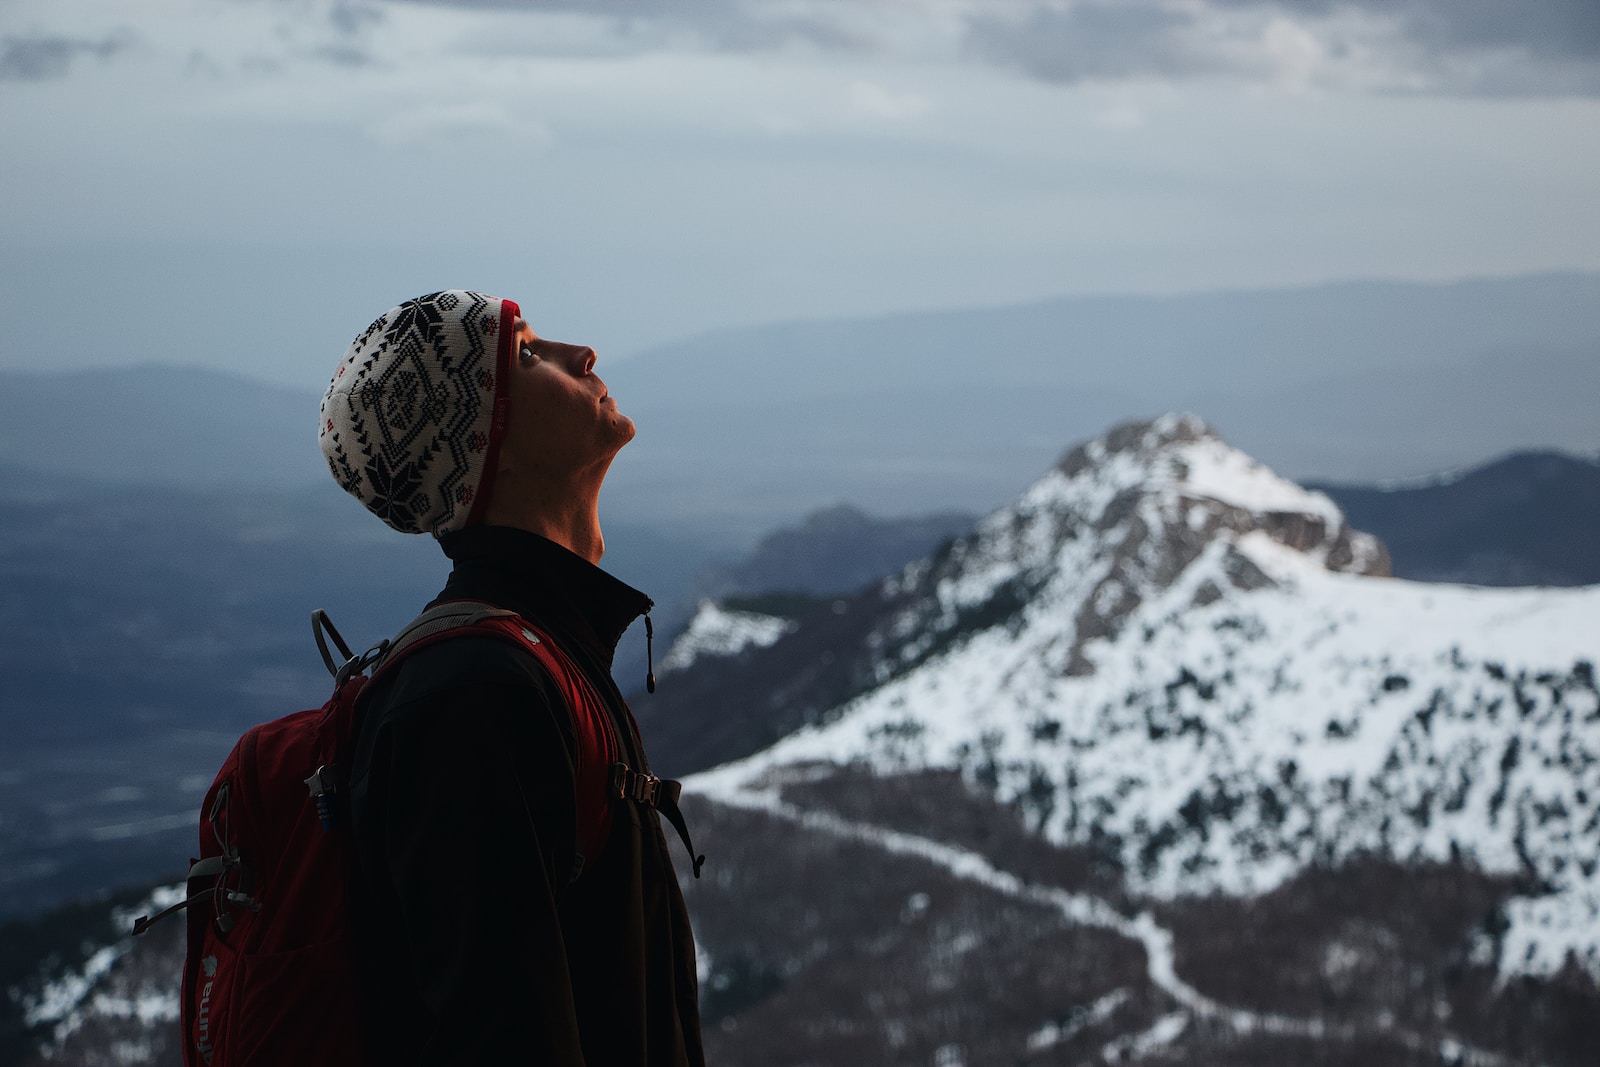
<box><xmin>533</xmin><ymin>509</ymin><xmax>605</xmax><ymax>564</ymax></box>
<box><xmin>480</xmin><ymin>478</ymin><xmax>607</xmax><ymax>564</ymax></box>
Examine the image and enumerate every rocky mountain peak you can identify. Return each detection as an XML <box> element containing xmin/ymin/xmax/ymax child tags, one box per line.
<box><xmin>1048</xmin><ymin>413</ymin><xmax>1386</xmax><ymax>578</ymax></box>
<box><xmin>878</xmin><ymin>414</ymin><xmax>1387</xmax><ymax>679</ymax></box>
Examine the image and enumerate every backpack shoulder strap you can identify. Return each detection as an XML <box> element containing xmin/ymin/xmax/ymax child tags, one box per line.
<box><xmin>331</xmin><ymin>600</ymin><xmax>706</xmax><ymax>880</ymax></box>
<box><xmin>454</xmin><ymin>613</ymin><xmax>620</xmax><ymax>880</ymax></box>
<box><xmin>490</xmin><ymin>616</ymin><xmax>704</xmax><ymax>879</ymax></box>
<box><xmin>351</xmin><ymin>602</ymin><xmax>618</xmax><ymax>879</ymax></box>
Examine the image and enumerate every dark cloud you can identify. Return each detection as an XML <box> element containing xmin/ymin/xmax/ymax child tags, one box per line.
<box><xmin>208</xmin><ymin>0</ymin><xmax>381</xmax><ymax>66</ymax></box>
<box><xmin>1219</xmin><ymin>0</ymin><xmax>1600</xmax><ymax>59</ymax></box>
<box><xmin>331</xmin><ymin>1</ymin><xmax>387</xmax><ymax>36</ymax></box>
<box><xmin>0</xmin><ymin>32</ymin><xmax>132</xmax><ymax>81</ymax></box>
<box><xmin>379</xmin><ymin>0</ymin><xmax>1600</xmax><ymax>95</ymax></box>
<box><xmin>1195</xmin><ymin>0</ymin><xmax>1600</xmax><ymax>93</ymax></box>
<box><xmin>964</xmin><ymin>4</ymin><xmax>1216</xmax><ymax>85</ymax></box>
<box><xmin>313</xmin><ymin>1</ymin><xmax>385</xmax><ymax>67</ymax></box>
<box><xmin>385</xmin><ymin>0</ymin><xmax>880</xmax><ymax>53</ymax></box>
<box><xmin>967</xmin><ymin>0</ymin><xmax>1600</xmax><ymax>95</ymax></box>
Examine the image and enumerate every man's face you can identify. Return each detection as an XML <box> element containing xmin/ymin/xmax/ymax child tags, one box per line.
<box><xmin>497</xmin><ymin>316</ymin><xmax>636</xmax><ymax>484</ymax></box>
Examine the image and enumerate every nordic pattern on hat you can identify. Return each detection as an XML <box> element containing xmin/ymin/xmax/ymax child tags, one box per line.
<box><xmin>319</xmin><ymin>290</ymin><xmax>515</xmax><ymax>536</ymax></box>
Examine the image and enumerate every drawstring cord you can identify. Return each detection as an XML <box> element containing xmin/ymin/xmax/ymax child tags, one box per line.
<box><xmin>645</xmin><ymin>612</ymin><xmax>656</xmax><ymax>693</ymax></box>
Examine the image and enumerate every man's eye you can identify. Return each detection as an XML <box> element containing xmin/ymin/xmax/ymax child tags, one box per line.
<box><xmin>519</xmin><ymin>345</ymin><xmax>535</xmax><ymax>363</ymax></box>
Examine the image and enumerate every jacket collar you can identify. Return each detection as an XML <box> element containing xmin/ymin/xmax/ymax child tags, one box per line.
<box><xmin>433</xmin><ymin>525</ymin><xmax>652</xmax><ymax>669</ymax></box>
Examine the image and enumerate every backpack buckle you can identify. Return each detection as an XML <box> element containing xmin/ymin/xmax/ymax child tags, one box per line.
<box><xmin>610</xmin><ymin>763</ymin><xmax>660</xmax><ymax>806</ymax></box>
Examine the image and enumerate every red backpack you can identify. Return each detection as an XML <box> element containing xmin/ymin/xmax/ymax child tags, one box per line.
<box><xmin>132</xmin><ymin>601</ymin><xmax>699</xmax><ymax>1067</ymax></box>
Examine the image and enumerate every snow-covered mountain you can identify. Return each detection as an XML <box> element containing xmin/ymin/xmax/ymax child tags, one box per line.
<box><xmin>660</xmin><ymin>601</ymin><xmax>798</xmax><ymax>676</ymax></box>
<box><xmin>681</xmin><ymin>415</ymin><xmax>1600</xmax><ymax>984</ymax></box>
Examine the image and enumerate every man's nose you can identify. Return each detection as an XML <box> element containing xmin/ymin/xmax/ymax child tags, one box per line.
<box><xmin>556</xmin><ymin>343</ymin><xmax>596</xmax><ymax>375</ymax></box>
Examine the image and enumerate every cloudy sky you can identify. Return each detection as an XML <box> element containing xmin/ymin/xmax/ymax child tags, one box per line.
<box><xmin>2</xmin><ymin>0</ymin><xmax>1597</xmax><ymax>388</ymax></box>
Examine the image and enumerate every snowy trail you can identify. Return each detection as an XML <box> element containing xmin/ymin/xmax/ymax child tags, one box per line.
<box><xmin>695</xmin><ymin>784</ymin><xmax>1528</xmax><ymax>1067</ymax></box>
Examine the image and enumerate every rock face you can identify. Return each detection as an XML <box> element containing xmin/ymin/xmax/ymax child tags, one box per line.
<box><xmin>675</xmin><ymin>415</ymin><xmax>1599</xmax><ymax>984</ymax></box>
<box><xmin>865</xmin><ymin>414</ymin><xmax>1389</xmax><ymax>684</ymax></box>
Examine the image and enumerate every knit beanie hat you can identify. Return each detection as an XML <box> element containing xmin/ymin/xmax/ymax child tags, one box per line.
<box><xmin>319</xmin><ymin>290</ymin><xmax>519</xmax><ymax>537</ymax></box>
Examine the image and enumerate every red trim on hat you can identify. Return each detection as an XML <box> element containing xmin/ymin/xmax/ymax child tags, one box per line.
<box><xmin>464</xmin><ymin>297</ymin><xmax>519</xmax><ymax>528</ymax></box>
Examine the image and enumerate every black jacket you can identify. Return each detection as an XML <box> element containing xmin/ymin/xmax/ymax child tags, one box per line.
<box><xmin>348</xmin><ymin>526</ymin><xmax>704</xmax><ymax>1066</ymax></box>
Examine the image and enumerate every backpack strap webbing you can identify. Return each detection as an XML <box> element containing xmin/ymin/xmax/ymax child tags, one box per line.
<box><xmin>613</xmin><ymin>765</ymin><xmax>706</xmax><ymax>878</ymax></box>
<box><xmin>376</xmin><ymin>602</ymin><xmax>521</xmax><ymax>671</ymax></box>
<box><xmin>312</xmin><ymin>601</ymin><xmax>523</xmax><ymax>687</ymax></box>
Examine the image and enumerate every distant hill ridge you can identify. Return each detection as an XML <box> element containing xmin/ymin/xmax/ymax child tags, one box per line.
<box><xmin>1311</xmin><ymin>451</ymin><xmax>1600</xmax><ymax>587</ymax></box>
<box><xmin>603</xmin><ymin>270</ymin><xmax>1600</xmax><ymax>527</ymax></box>
<box><xmin>4</xmin><ymin>272</ymin><xmax>1597</xmax><ymax>536</ymax></box>
<box><xmin>696</xmin><ymin>503</ymin><xmax>979</xmax><ymax>600</ymax></box>
<box><xmin>0</xmin><ymin>365</ymin><xmax>324</xmax><ymax>490</ymax></box>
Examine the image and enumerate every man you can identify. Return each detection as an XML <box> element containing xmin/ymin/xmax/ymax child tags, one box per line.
<box><xmin>318</xmin><ymin>290</ymin><xmax>704</xmax><ymax>1065</ymax></box>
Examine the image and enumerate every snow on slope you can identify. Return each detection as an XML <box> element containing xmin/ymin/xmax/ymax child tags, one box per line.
<box><xmin>16</xmin><ymin>885</ymin><xmax>184</xmax><ymax>1058</ymax></box>
<box><xmin>659</xmin><ymin>601</ymin><xmax>795</xmax><ymax>675</ymax></box>
<box><xmin>691</xmin><ymin>415</ymin><xmax>1600</xmax><ymax>983</ymax></box>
